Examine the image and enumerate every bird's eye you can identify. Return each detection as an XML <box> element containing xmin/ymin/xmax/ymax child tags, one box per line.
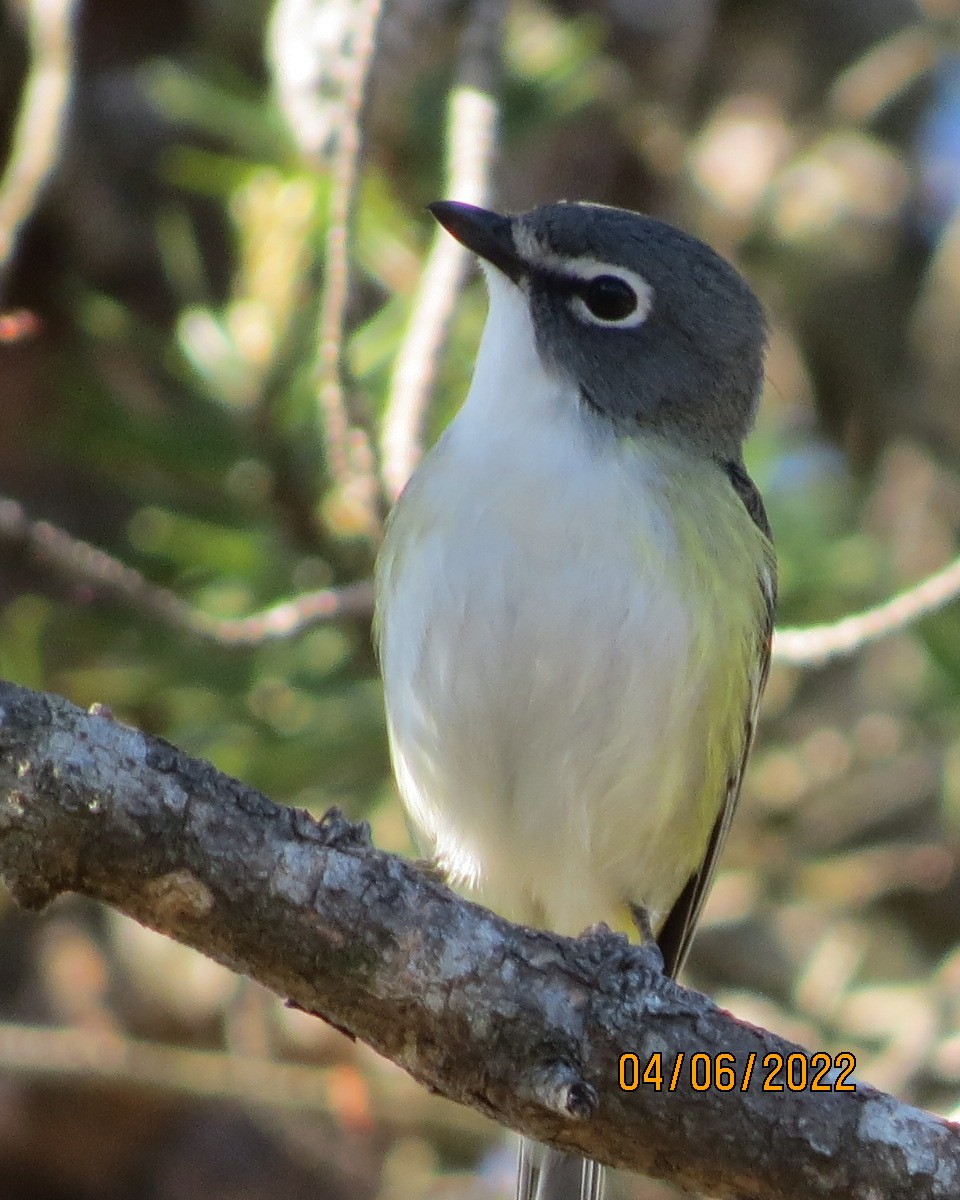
<box><xmin>580</xmin><ymin>275</ymin><xmax>637</xmax><ymax>321</ymax></box>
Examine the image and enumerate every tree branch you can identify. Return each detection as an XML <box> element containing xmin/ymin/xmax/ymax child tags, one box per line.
<box><xmin>773</xmin><ymin>553</ymin><xmax>960</xmax><ymax>667</ymax></box>
<box><xmin>0</xmin><ymin>495</ymin><xmax>373</xmax><ymax>644</ymax></box>
<box><xmin>0</xmin><ymin>0</ymin><xmax>76</xmax><ymax>296</ymax></box>
<box><xmin>380</xmin><ymin>0</ymin><xmax>506</xmax><ymax>502</ymax></box>
<box><xmin>0</xmin><ymin>679</ymin><xmax>957</xmax><ymax>1198</ymax></box>
<box><xmin>306</xmin><ymin>0</ymin><xmax>384</xmax><ymax>536</ymax></box>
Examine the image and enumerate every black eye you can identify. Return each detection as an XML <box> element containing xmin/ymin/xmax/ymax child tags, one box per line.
<box><xmin>580</xmin><ymin>274</ymin><xmax>637</xmax><ymax>321</ymax></box>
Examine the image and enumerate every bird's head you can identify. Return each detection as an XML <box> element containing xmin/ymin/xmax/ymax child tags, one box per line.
<box><xmin>430</xmin><ymin>200</ymin><xmax>766</xmax><ymax>461</ymax></box>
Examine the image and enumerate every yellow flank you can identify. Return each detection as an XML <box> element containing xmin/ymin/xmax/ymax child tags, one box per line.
<box><xmin>635</xmin><ymin>437</ymin><xmax>772</xmax><ymax>867</ymax></box>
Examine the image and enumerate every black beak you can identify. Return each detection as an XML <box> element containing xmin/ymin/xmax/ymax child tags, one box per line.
<box><xmin>428</xmin><ymin>201</ymin><xmax>526</xmax><ymax>284</ymax></box>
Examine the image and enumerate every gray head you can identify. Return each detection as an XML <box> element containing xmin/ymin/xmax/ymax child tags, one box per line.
<box><xmin>430</xmin><ymin>200</ymin><xmax>767</xmax><ymax>463</ymax></box>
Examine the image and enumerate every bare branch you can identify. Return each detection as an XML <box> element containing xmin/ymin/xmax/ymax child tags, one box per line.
<box><xmin>774</xmin><ymin>554</ymin><xmax>960</xmax><ymax>667</ymax></box>
<box><xmin>0</xmin><ymin>0</ymin><xmax>76</xmax><ymax>294</ymax></box>
<box><xmin>308</xmin><ymin>0</ymin><xmax>385</xmax><ymax>535</ymax></box>
<box><xmin>0</xmin><ymin>678</ymin><xmax>958</xmax><ymax>1199</ymax></box>
<box><xmin>0</xmin><ymin>496</ymin><xmax>373</xmax><ymax>644</ymax></box>
<box><xmin>381</xmin><ymin>0</ymin><xmax>506</xmax><ymax>502</ymax></box>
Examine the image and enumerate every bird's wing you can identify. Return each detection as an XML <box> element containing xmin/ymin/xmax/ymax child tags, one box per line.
<box><xmin>657</xmin><ymin>460</ymin><xmax>776</xmax><ymax>979</ymax></box>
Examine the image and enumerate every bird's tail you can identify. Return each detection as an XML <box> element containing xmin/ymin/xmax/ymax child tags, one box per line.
<box><xmin>517</xmin><ymin>1138</ymin><xmax>605</xmax><ymax>1200</ymax></box>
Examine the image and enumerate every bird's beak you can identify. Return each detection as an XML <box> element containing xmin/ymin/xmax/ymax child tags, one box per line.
<box><xmin>428</xmin><ymin>201</ymin><xmax>526</xmax><ymax>284</ymax></box>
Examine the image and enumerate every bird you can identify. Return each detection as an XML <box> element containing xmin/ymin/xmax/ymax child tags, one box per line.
<box><xmin>374</xmin><ymin>198</ymin><xmax>777</xmax><ymax>1200</ymax></box>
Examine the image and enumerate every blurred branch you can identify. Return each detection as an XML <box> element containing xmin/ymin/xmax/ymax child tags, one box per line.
<box><xmin>1</xmin><ymin>678</ymin><xmax>959</xmax><ymax>1200</ymax></box>
<box><xmin>773</xmin><ymin>554</ymin><xmax>960</xmax><ymax>667</ymax></box>
<box><xmin>310</xmin><ymin>0</ymin><xmax>384</xmax><ymax>536</ymax></box>
<box><xmin>0</xmin><ymin>1021</ymin><xmax>347</xmax><ymax>1113</ymax></box>
<box><xmin>8</xmin><ymin>484</ymin><xmax>960</xmax><ymax>660</ymax></box>
<box><xmin>269</xmin><ymin>0</ymin><xmax>357</xmax><ymax>163</ymax></box>
<box><xmin>0</xmin><ymin>0</ymin><xmax>76</xmax><ymax>297</ymax></box>
<box><xmin>829</xmin><ymin>25</ymin><xmax>936</xmax><ymax>124</ymax></box>
<box><xmin>0</xmin><ymin>1020</ymin><xmax>491</xmax><ymax>1152</ymax></box>
<box><xmin>380</xmin><ymin>0</ymin><xmax>506</xmax><ymax>502</ymax></box>
<box><xmin>0</xmin><ymin>496</ymin><xmax>373</xmax><ymax>644</ymax></box>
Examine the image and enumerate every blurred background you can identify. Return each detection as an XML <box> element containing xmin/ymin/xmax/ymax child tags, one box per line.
<box><xmin>2</xmin><ymin>0</ymin><xmax>960</xmax><ymax>1196</ymax></box>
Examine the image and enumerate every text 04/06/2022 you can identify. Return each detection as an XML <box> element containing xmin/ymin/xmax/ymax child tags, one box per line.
<box><xmin>618</xmin><ymin>1050</ymin><xmax>857</xmax><ymax>1093</ymax></box>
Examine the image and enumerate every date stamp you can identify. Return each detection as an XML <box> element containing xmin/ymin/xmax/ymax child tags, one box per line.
<box><xmin>618</xmin><ymin>1050</ymin><xmax>857</xmax><ymax>1093</ymax></box>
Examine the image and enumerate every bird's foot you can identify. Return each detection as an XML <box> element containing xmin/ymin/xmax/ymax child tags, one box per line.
<box><xmin>413</xmin><ymin>857</ymin><xmax>449</xmax><ymax>885</ymax></box>
<box><xmin>629</xmin><ymin>902</ymin><xmax>656</xmax><ymax>945</ymax></box>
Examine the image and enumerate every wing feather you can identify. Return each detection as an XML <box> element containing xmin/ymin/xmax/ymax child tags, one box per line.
<box><xmin>657</xmin><ymin>460</ymin><xmax>776</xmax><ymax>979</ymax></box>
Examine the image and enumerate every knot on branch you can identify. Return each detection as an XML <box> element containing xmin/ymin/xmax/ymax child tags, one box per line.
<box><xmin>312</xmin><ymin>805</ymin><xmax>372</xmax><ymax>850</ymax></box>
<box><xmin>143</xmin><ymin>870</ymin><xmax>215</xmax><ymax>923</ymax></box>
<box><xmin>525</xmin><ymin>1060</ymin><xmax>599</xmax><ymax>1122</ymax></box>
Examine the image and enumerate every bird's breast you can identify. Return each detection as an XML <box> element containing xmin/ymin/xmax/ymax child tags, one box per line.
<box><xmin>376</xmin><ymin>409</ymin><xmax>762</xmax><ymax>932</ymax></box>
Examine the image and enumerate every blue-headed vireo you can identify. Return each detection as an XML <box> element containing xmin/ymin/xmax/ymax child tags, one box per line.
<box><xmin>375</xmin><ymin>200</ymin><xmax>777</xmax><ymax>1200</ymax></box>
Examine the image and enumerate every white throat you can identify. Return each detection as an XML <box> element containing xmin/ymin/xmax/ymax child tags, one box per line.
<box><xmin>450</xmin><ymin>269</ymin><xmax>585</xmax><ymax>447</ymax></box>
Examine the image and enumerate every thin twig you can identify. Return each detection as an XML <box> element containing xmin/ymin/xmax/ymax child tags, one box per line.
<box><xmin>381</xmin><ymin>0</ymin><xmax>506</xmax><ymax>502</ymax></box>
<box><xmin>0</xmin><ymin>496</ymin><xmax>373</xmax><ymax>644</ymax></box>
<box><xmin>312</xmin><ymin>0</ymin><xmax>385</xmax><ymax>533</ymax></box>
<box><xmin>773</xmin><ymin>554</ymin><xmax>960</xmax><ymax>667</ymax></box>
<box><xmin>0</xmin><ymin>0</ymin><xmax>76</xmax><ymax>295</ymax></box>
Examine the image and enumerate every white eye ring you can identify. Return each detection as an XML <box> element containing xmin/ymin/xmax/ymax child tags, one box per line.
<box><xmin>565</xmin><ymin>260</ymin><xmax>653</xmax><ymax>329</ymax></box>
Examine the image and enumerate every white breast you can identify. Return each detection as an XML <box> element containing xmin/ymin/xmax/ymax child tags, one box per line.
<box><xmin>377</xmin><ymin>274</ymin><xmax>733</xmax><ymax>935</ymax></box>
